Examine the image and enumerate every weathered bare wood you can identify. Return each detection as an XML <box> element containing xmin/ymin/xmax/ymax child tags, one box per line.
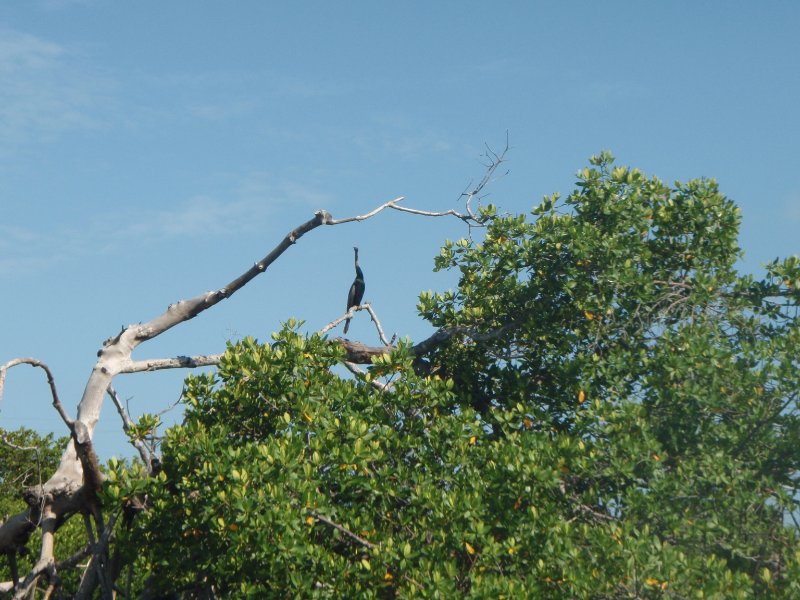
<box><xmin>117</xmin><ymin>354</ymin><xmax>222</xmax><ymax>374</ymax></box>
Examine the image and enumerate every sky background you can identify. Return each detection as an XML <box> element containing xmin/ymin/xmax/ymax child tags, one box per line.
<box><xmin>1</xmin><ymin>1</ymin><xmax>798</xmax><ymax>459</ymax></box>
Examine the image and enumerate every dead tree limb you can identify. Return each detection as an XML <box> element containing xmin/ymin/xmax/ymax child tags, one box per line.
<box><xmin>334</xmin><ymin>319</ymin><xmax>522</xmax><ymax>367</ymax></box>
<box><xmin>308</xmin><ymin>510</ymin><xmax>377</xmax><ymax>550</ymax></box>
<box><xmin>117</xmin><ymin>354</ymin><xmax>222</xmax><ymax>374</ymax></box>
<box><xmin>321</xmin><ymin>302</ymin><xmax>392</xmax><ymax>347</ymax></box>
<box><xmin>106</xmin><ymin>385</ymin><xmax>152</xmax><ymax>469</ymax></box>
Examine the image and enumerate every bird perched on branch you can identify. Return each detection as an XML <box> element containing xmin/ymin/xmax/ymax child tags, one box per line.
<box><xmin>344</xmin><ymin>246</ymin><xmax>365</xmax><ymax>334</ymax></box>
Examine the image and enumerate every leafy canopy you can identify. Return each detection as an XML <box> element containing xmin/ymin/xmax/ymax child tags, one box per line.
<box><xmin>111</xmin><ymin>152</ymin><xmax>800</xmax><ymax>598</ymax></box>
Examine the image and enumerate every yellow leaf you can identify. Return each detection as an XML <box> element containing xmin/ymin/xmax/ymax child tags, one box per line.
<box><xmin>465</xmin><ymin>542</ymin><xmax>475</xmax><ymax>555</ymax></box>
<box><xmin>584</xmin><ymin>310</ymin><xmax>594</xmax><ymax>321</ymax></box>
<box><xmin>469</xmin><ymin>436</ymin><xmax>477</xmax><ymax>446</ymax></box>
<box><xmin>384</xmin><ymin>572</ymin><xmax>394</xmax><ymax>581</ymax></box>
<box><xmin>305</xmin><ymin>516</ymin><xmax>315</xmax><ymax>526</ymax></box>
<box><xmin>578</xmin><ymin>390</ymin><xmax>586</xmax><ymax>403</ymax></box>
<box><xmin>644</xmin><ymin>578</ymin><xmax>661</xmax><ymax>587</ymax></box>
<box><xmin>303</xmin><ymin>409</ymin><xmax>313</xmax><ymax>422</ymax></box>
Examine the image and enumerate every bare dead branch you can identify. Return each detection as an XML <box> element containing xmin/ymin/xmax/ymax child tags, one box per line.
<box><xmin>42</xmin><ymin>581</ymin><xmax>56</xmax><ymax>600</ymax></box>
<box><xmin>342</xmin><ymin>360</ymin><xmax>365</xmax><ymax>377</ymax></box>
<box><xmin>55</xmin><ymin>544</ymin><xmax>92</xmax><ymax>572</ymax></box>
<box><xmin>125</xmin><ymin>209</ymin><xmax>337</xmax><ymax>347</ymax></box>
<box><xmin>0</xmin><ymin>435</ymin><xmax>38</xmax><ymax>453</ymax></box>
<box><xmin>12</xmin><ymin>505</ymin><xmax>57</xmax><ymax>600</ymax></box>
<box><xmin>334</xmin><ymin>319</ymin><xmax>522</xmax><ymax>367</ymax></box>
<box><xmin>308</xmin><ymin>510</ymin><xmax>377</xmax><ymax>550</ymax></box>
<box><xmin>75</xmin><ymin>511</ymin><xmax>118</xmax><ymax>600</ymax></box>
<box><xmin>0</xmin><ymin>358</ymin><xmax>64</xmax><ymax>425</ymax></box>
<box><xmin>362</xmin><ymin>304</ymin><xmax>392</xmax><ymax>346</ymax></box>
<box><xmin>460</xmin><ymin>134</ymin><xmax>510</xmax><ymax>221</ymax></box>
<box><xmin>326</xmin><ymin>193</ymin><xmax>501</xmax><ymax>227</ymax></box>
<box><xmin>320</xmin><ymin>302</ymin><xmax>392</xmax><ymax>346</ymax></box>
<box><xmin>107</xmin><ymin>385</ymin><xmax>152</xmax><ymax>468</ymax></box>
<box><xmin>320</xmin><ymin>305</ymin><xmax>361</xmax><ymax>336</ymax></box>
<box><xmin>334</xmin><ymin>339</ymin><xmax>395</xmax><ymax>364</ymax></box>
<box><xmin>7</xmin><ymin>550</ymin><xmax>18</xmax><ymax>592</ymax></box>
<box><xmin>342</xmin><ymin>361</ymin><xmax>393</xmax><ymax>392</ymax></box>
<box><xmin>118</xmin><ymin>354</ymin><xmax>222</xmax><ymax>374</ymax></box>
<box><xmin>388</xmin><ymin>204</ymin><xmax>476</xmax><ymax>223</ymax></box>
<box><xmin>325</xmin><ymin>197</ymin><xmax>405</xmax><ymax>224</ymax></box>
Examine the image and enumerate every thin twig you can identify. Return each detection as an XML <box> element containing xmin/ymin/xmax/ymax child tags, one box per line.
<box><xmin>326</xmin><ymin>197</ymin><xmax>405</xmax><ymax>224</ymax></box>
<box><xmin>388</xmin><ymin>204</ymin><xmax>475</xmax><ymax>223</ymax></box>
<box><xmin>107</xmin><ymin>386</ymin><xmax>152</xmax><ymax>468</ymax></box>
<box><xmin>460</xmin><ymin>134</ymin><xmax>510</xmax><ymax>220</ymax></box>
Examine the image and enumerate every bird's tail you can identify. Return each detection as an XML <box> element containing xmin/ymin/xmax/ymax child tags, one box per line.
<box><xmin>343</xmin><ymin>318</ymin><xmax>351</xmax><ymax>334</ymax></box>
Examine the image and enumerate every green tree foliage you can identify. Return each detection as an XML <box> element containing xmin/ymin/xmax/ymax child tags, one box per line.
<box><xmin>0</xmin><ymin>428</ymin><xmax>67</xmax><ymax>519</ymax></box>
<box><xmin>0</xmin><ymin>428</ymin><xmax>86</xmax><ymax>589</ymax></box>
<box><xmin>112</xmin><ymin>153</ymin><xmax>800</xmax><ymax>598</ymax></box>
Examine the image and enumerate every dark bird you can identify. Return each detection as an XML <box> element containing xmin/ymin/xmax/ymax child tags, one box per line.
<box><xmin>344</xmin><ymin>246</ymin><xmax>365</xmax><ymax>334</ymax></box>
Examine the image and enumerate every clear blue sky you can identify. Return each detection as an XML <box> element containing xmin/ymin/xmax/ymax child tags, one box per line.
<box><xmin>1</xmin><ymin>1</ymin><xmax>798</xmax><ymax>458</ymax></box>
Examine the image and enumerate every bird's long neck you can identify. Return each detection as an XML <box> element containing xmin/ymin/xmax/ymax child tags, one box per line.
<box><xmin>354</xmin><ymin>250</ymin><xmax>363</xmax><ymax>278</ymax></box>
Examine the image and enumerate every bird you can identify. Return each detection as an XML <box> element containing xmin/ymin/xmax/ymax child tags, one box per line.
<box><xmin>344</xmin><ymin>246</ymin><xmax>365</xmax><ymax>335</ymax></box>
